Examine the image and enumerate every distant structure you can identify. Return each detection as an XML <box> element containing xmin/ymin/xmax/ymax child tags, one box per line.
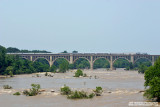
<box><xmin>7</xmin><ymin>53</ymin><xmax>160</xmax><ymax>70</ymax></box>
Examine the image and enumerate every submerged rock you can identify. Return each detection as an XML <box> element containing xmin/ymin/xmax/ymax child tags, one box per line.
<box><xmin>139</xmin><ymin>90</ymin><xmax>144</xmax><ymax>93</ymax></box>
<box><xmin>51</xmin><ymin>90</ymin><xmax>55</xmax><ymax>92</ymax></box>
<box><xmin>39</xmin><ymin>89</ymin><xmax>45</xmax><ymax>92</ymax></box>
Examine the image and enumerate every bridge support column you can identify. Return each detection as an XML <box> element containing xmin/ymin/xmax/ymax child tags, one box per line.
<box><xmin>49</xmin><ymin>61</ymin><xmax>53</xmax><ymax>67</ymax></box>
<box><xmin>131</xmin><ymin>55</ymin><xmax>134</xmax><ymax>64</ymax></box>
<box><xmin>152</xmin><ymin>56</ymin><xmax>155</xmax><ymax>66</ymax></box>
<box><xmin>90</xmin><ymin>56</ymin><xmax>93</xmax><ymax>70</ymax></box>
<box><xmin>69</xmin><ymin>54</ymin><xmax>73</xmax><ymax>64</ymax></box>
<box><xmin>49</xmin><ymin>56</ymin><xmax>53</xmax><ymax>67</ymax></box>
<box><xmin>30</xmin><ymin>56</ymin><xmax>33</xmax><ymax>61</ymax></box>
<box><xmin>110</xmin><ymin>56</ymin><xmax>113</xmax><ymax>70</ymax></box>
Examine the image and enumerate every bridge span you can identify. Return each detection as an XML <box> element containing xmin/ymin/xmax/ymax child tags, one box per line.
<box><xmin>7</xmin><ymin>53</ymin><xmax>160</xmax><ymax>70</ymax></box>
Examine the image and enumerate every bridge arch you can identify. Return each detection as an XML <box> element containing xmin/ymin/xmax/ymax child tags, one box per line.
<box><xmin>93</xmin><ymin>57</ymin><xmax>110</xmax><ymax>64</ymax></box>
<box><xmin>53</xmin><ymin>57</ymin><xmax>69</xmax><ymax>64</ymax></box>
<box><xmin>113</xmin><ymin>57</ymin><xmax>130</xmax><ymax>64</ymax></box>
<box><xmin>73</xmin><ymin>58</ymin><xmax>90</xmax><ymax>69</ymax></box>
<box><xmin>20</xmin><ymin>57</ymin><xmax>28</xmax><ymax>60</ymax></box>
<box><xmin>93</xmin><ymin>57</ymin><xmax>110</xmax><ymax>69</ymax></box>
<box><xmin>52</xmin><ymin>57</ymin><xmax>69</xmax><ymax>67</ymax></box>
<box><xmin>113</xmin><ymin>57</ymin><xmax>130</xmax><ymax>69</ymax></box>
<box><xmin>134</xmin><ymin>57</ymin><xmax>152</xmax><ymax>67</ymax></box>
<box><xmin>33</xmin><ymin>57</ymin><xmax>50</xmax><ymax>66</ymax></box>
<box><xmin>73</xmin><ymin>57</ymin><xmax>90</xmax><ymax>63</ymax></box>
<box><xmin>134</xmin><ymin>57</ymin><xmax>152</xmax><ymax>64</ymax></box>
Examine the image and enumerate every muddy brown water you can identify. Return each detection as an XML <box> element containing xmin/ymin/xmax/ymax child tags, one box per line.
<box><xmin>0</xmin><ymin>69</ymin><xmax>146</xmax><ymax>107</ymax></box>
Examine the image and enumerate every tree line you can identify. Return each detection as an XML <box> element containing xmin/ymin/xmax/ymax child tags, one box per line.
<box><xmin>6</xmin><ymin>47</ymin><xmax>79</xmax><ymax>53</ymax></box>
<box><xmin>6</xmin><ymin>47</ymin><xmax>51</xmax><ymax>53</ymax></box>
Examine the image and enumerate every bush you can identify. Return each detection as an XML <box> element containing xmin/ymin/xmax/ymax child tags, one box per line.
<box><xmin>36</xmin><ymin>74</ymin><xmax>40</xmax><ymax>77</ymax></box>
<box><xmin>3</xmin><ymin>85</ymin><xmax>12</xmax><ymax>89</ymax></box>
<box><xmin>88</xmin><ymin>93</ymin><xmax>95</xmax><ymax>98</ymax></box>
<box><xmin>23</xmin><ymin>90</ymin><xmax>30</xmax><ymax>95</ymax></box>
<box><xmin>74</xmin><ymin>69</ymin><xmax>83</xmax><ymax>77</ymax></box>
<box><xmin>45</xmin><ymin>72</ymin><xmax>48</xmax><ymax>76</ymax></box>
<box><xmin>67</xmin><ymin>91</ymin><xmax>82</xmax><ymax>99</ymax></box>
<box><xmin>9</xmin><ymin>71</ymin><xmax>13</xmax><ymax>77</ymax></box>
<box><xmin>23</xmin><ymin>84</ymin><xmax>41</xmax><ymax>96</ymax></box>
<box><xmin>60</xmin><ymin>85</ymin><xmax>71</xmax><ymax>95</ymax></box>
<box><xmin>67</xmin><ymin>90</ymin><xmax>95</xmax><ymax>99</ymax></box>
<box><xmin>93</xmin><ymin>87</ymin><xmax>103</xmax><ymax>96</ymax></box>
<box><xmin>60</xmin><ymin>86</ymin><xmax>104</xmax><ymax>99</ymax></box>
<box><xmin>94</xmin><ymin>75</ymin><xmax>97</xmax><ymax>79</ymax></box>
<box><xmin>83</xmin><ymin>73</ymin><xmax>87</xmax><ymax>77</ymax></box>
<box><xmin>13</xmin><ymin>92</ymin><xmax>21</xmax><ymax>95</ymax></box>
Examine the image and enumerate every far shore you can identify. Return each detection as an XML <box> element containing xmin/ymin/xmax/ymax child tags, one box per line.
<box><xmin>0</xmin><ymin>68</ymin><xmax>138</xmax><ymax>78</ymax></box>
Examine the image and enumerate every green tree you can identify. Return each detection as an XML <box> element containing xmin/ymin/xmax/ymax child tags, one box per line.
<box><xmin>9</xmin><ymin>71</ymin><xmax>13</xmax><ymax>77</ymax></box>
<box><xmin>138</xmin><ymin>64</ymin><xmax>148</xmax><ymax>73</ymax></box>
<box><xmin>129</xmin><ymin>62</ymin><xmax>134</xmax><ymax>69</ymax></box>
<box><xmin>68</xmin><ymin>64</ymin><xmax>74</xmax><ymax>69</ymax></box>
<box><xmin>144</xmin><ymin>57</ymin><xmax>160</xmax><ymax>101</ymax></box>
<box><xmin>5</xmin><ymin>66</ymin><xmax>13</xmax><ymax>75</ymax></box>
<box><xmin>0</xmin><ymin>45</ymin><xmax>6</xmax><ymax>74</ymax></box>
<box><xmin>50</xmin><ymin>65</ymin><xmax>57</xmax><ymax>72</ymax></box>
<box><xmin>61</xmin><ymin>50</ymin><xmax>68</xmax><ymax>53</ymax></box>
<box><xmin>59</xmin><ymin>62</ymin><xmax>68</xmax><ymax>73</ymax></box>
<box><xmin>72</xmin><ymin>50</ymin><xmax>78</xmax><ymax>53</ymax></box>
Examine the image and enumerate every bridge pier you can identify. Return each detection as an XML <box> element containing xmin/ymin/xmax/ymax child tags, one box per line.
<box><xmin>110</xmin><ymin>56</ymin><xmax>113</xmax><ymax>70</ymax></box>
<box><xmin>152</xmin><ymin>56</ymin><xmax>155</xmax><ymax>66</ymax></box>
<box><xmin>49</xmin><ymin>56</ymin><xmax>53</xmax><ymax>67</ymax></box>
<box><xmin>90</xmin><ymin>56</ymin><xmax>93</xmax><ymax>70</ymax></box>
<box><xmin>49</xmin><ymin>61</ymin><xmax>53</xmax><ymax>67</ymax></box>
<box><xmin>30</xmin><ymin>56</ymin><xmax>33</xmax><ymax>61</ymax></box>
<box><xmin>69</xmin><ymin>54</ymin><xmax>73</xmax><ymax>64</ymax></box>
<box><xmin>131</xmin><ymin>55</ymin><xmax>134</xmax><ymax>64</ymax></box>
<box><xmin>90</xmin><ymin>62</ymin><xmax>93</xmax><ymax>70</ymax></box>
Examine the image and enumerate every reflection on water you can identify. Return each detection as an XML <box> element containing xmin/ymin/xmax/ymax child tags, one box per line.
<box><xmin>0</xmin><ymin>69</ymin><xmax>145</xmax><ymax>107</ymax></box>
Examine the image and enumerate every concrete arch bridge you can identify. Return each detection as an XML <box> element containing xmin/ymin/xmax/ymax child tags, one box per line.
<box><xmin>7</xmin><ymin>53</ymin><xmax>160</xmax><ymax>70</ymax></box>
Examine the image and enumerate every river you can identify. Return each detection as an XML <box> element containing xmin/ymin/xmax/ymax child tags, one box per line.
<box><xmin>0</xmin><ymin>68</ymin><xmax>145</xmax><ymax>107</ymax></box>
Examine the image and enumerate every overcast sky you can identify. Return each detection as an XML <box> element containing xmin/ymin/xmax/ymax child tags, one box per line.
<box><xmin>0</xmin><ymin>0</ymin><xmax>160</xmax><ymax>54</ymax></box>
